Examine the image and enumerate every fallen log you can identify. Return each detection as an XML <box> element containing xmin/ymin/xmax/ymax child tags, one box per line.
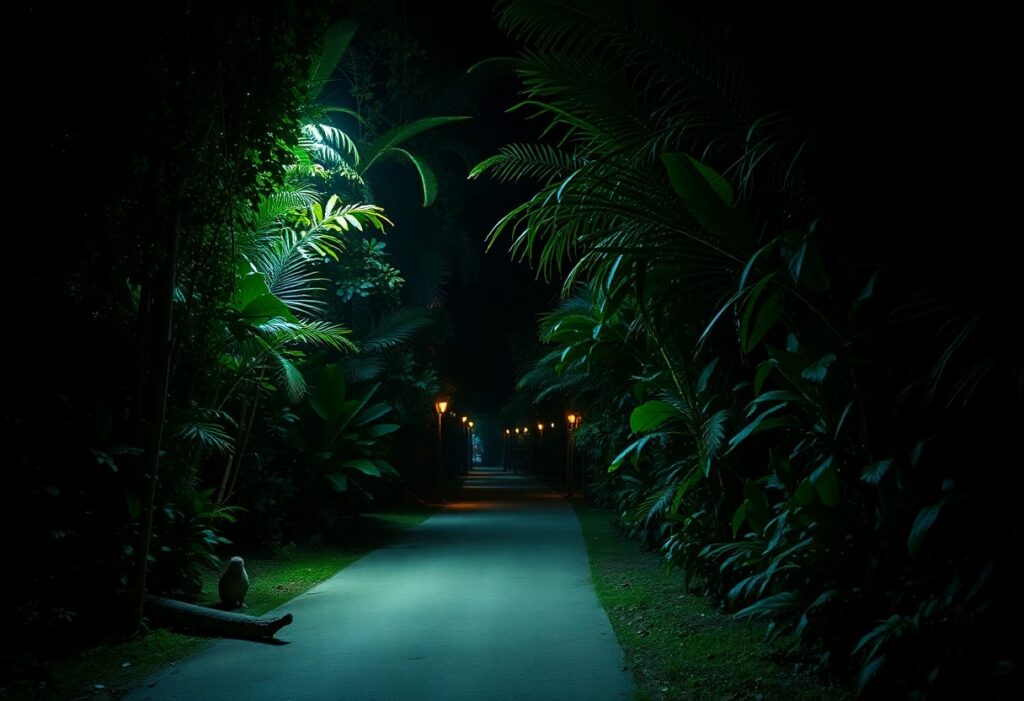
<box><xmin>144</xmin><ymin>594</ymin><xmax>293</xmax><ymax>639</ymax></box>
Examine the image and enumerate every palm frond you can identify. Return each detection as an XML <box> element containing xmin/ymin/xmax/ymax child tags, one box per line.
<box><xmin>470</xmin><ymin>143</ymin><xmax>583</xmax><ymax>184</ymax></box>
<box><xmin>360</xmin><ymin>307</ymin><xmax>433</xmax><ymax>352</ymax></box>
<box><xmin>341</xmin><ymin>355</ymin><xmax>385</xmax><ymax>383</ymax></box>
<box><xmin>252</xmin><ymin>187</ymin><xmax>320</xmax><ymax>233</ymax></box>
<box><xmin>627</xmin><ymin>480</ymin><xmax>681</xmax><ymax>527</ymax></box>
<box><xmin>516</xmin><ymin>348</ymin><xmax>563</xmax><ymax>391</ymax></box>
<box><xmin>174</xmin><ymin>421</ymin><xmax>235</xmax><ymax>455</ymax></box>
<box><xmin>255</xmin><ymin>318</ymin><xmax>357</xmax><ymax>352</ymax></box>
<box><xmin>301</xmin><ymin>123</ymin><xmax>360</xmax><ymax>167</ymax></box>
<box><xmin>274</xmin><ymin>353</ymin><xmax>307</xmax><ymax>402</ymax></box>
<box><xmin>249</xmin><ymin>227</ymin><xmax>341</xmax><ymax>316</ymax></box>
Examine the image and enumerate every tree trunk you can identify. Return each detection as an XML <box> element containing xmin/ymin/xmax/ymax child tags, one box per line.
<box><xmin>225</xmin><ymin>386</ymin><xmax>262</xmax><ymax>502</ymax></box>
<box><xmin>144</xmin><ymin>595</ymin><xmax>293</xmax><ymax>639</ymax></box>
<box><xmin>129</xmin><ymin>203</ymin><xmax>180</xmax><ymax>629</ymax></box>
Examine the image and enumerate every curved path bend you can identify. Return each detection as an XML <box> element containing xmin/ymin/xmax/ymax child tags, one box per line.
<box><xmin>128</xmin><ymin>467</ymin><xmax>634</xmax><ymax>700</ymax></box>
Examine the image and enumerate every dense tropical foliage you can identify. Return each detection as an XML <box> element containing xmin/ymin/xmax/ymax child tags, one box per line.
<box><xmin>4</xmin><ymin>2</ymin><xmax>1018</xmax><ymax>699</ymax></box>
<box><xmin>5</xmin><ymin>2</ymin><xmax>470</xmax><ymax>660</ymax></box>
<box><xmin>479</xmin><ymin>1</ymin><xmax>1019</xmax><ymax>697</ymax></box>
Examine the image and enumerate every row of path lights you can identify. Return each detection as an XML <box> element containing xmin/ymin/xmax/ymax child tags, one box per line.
<box><xmin>436</xmin><ymin>398</ymin><xmax>479</xmax><ymax>499</ymax></box>
<box><xmin>499</xmin><ymin>412</ymin><xmax>580</xmax><ymax>491</ymax></box>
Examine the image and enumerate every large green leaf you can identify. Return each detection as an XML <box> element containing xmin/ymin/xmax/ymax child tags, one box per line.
<box><xmin>735</xmin><ymin>591</ymin><xmax>800</xmax><ymax>619</ymax></box>
<box><xmin>372</xmin><ymin>459</ymin><xmax>400</xmax><ymax>477</ymax></box>
<box><xmin>728</xmin><ymin>403</ymin><xmax>789</xmax><ymax>450</ymax></box>
<box><xmin>232</xmin><ymin>272</ymin><xmax>298</xmax><ymax>323</ymax></box>
<box><xmin>240</xmin><ymin>295</ymin><xmax>293</xmax><ymax>322</ymax></box>
<box><xmin>546</xmin><ymin>314</ymin><xmax>596</xmax><ymax>343</ymax></box>
<box><xmin>861</xmin><ymin>459</ymin><xmax>894</xmax><ymax>485</ymax></box>
<box><xmin>326</xmin><ymin>473</ymin><xmax>349</xmax><ymax>492</ymax></box>
<box><xmin>233</xmin><ymin>271</ymin><xmax>271</xmax><ymax>309</ymax></box>
<box><xmin>609</xmin><ymin>434</ymin><xmax>656</xmax><ymax>472</ymax></box>
<box><xmin>661</xmin><ymin>152</ymin><xmax>747</xmax><ymax>243</ymax></box>
<box><xmin>366</xmin><ymin>423</ymin><xmax>400</xmax><ymax>438</ymax></box>
<box><xmin>361</xmin><ymin>116</ymin><xmax>471</xmax><ymax>173</ymax></box>
<box><xmin>630</xmin><ymin>400</ymin><xmax>680</xmax><ymax>433</ymax></box>
<box><xmin>388</xmin><ymin>147</ymin><xmax>439</xmax><ymax>206</ymax></box>
<box><xmin>801</xmin><ymin>353</ymin><xmax>837</xmax><ymax>384</ymax></box>
<box><xmin>356</xmin><ymin>402</ymin><xmax>393</xmax><ymax>426</ymax></box>
<box><xmin>342</xmin><ymin>459</ymin><xmax>381</xmax><ymax>477</ymax></box>
<box><xmin>908</xmin><ymin>498</ymin><xmax>961</xmax><ymax>555</ymax></box>
<box><xmin>743</xmin><ymin>292</ymin><xmax>783</xmax><ymax>353</ymax></box>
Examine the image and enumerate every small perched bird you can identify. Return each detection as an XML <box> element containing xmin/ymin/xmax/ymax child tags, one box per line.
<box><xmin>218</xmin><ymin>556</ymin><xmax>250</xmax><ymax>608</ymax></box>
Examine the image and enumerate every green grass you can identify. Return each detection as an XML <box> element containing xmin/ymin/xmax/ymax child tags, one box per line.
<box><xmin>572</xmin><ymin>501</ymin><xmax>849</xmax><ymax>701</ymax></box>
<box><xmin>12</xmin><ymin>509</ymin><xmax>433</xmax><ymax>701</ymax></box>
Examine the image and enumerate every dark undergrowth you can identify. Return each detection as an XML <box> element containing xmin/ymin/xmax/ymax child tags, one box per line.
<box><xmin>574</xmin><ymin>500</ymin><xmax>849</xmax><ymax>701</ymax></box>
<box><xmin>2</xmin><ymin>509</ymin><xmax>433</xmax><ymax>701</ymax></box>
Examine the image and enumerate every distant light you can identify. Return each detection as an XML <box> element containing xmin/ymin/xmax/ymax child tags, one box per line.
<box><xmin>505</xmin><ymin>429</ymin><xmax>511</xmax><ymax>435</ymax></box>
<box><xmin>515</xmin><ymin>428</ymin><xmax>520</xmax><ymax>434</ymax></box>
<box><xmin>537</xmin><ymin>423</ymin><xmax>544</xmax><ymax>431</ymax></box>
<box><xmin>550</xmin><ymin>422</ymin><xmax>555</xmax><ymax>428</ymax></box>
<box><xmin>468</xmin><ymin>421</ymin><xmax>474</xmax><ymax>428</ymax></box>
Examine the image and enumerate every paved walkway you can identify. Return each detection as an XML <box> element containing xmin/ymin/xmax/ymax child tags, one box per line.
<box><xmin>127</xmin><ymin>467</ymin><xmax>634</xmax><ymax>700</ymax></box>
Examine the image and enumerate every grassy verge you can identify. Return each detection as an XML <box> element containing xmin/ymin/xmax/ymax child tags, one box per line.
<box><xmin>572</xmin><ymin>500</ymin><xmax>848</xmax><ymax>701</ymax></box>
<box><xmin>13</xmin><ymin>509</ymin><xmax>433</xmax><ymax>701</ymax></box>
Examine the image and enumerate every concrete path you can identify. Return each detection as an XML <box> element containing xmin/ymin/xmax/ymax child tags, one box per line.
<box><xmin>127</xmin><ymin>467</ymin><xmax>634</xmax><ymax>700</ymax></box>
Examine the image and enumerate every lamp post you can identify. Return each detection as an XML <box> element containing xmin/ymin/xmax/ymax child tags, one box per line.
<box><xmin>521</xmin><ymin>427</ymin><xmax>528</xmax><ymax>474</ymax></box>
<box><xmin>461</xmin><ymin>416</ymin><xmax>469</xmax><ymax>474</ymax></box>
<box><xmin>537</xmin><ymin>422</ymin><xmax>545</xmax><ymax>478</ymax></box>
<box><xmin>565</xmin><ymin>411</ymin><xmax>580</xmax><ymax>496</ymax></box>
<box><xmin>514</xmin><ymin>427</ymin><xmax>521</xmax><ymax>473</ymax></box>
<box><xmin>435</xmin><ymin>398</ymin><xmax>448</xmax><ymax>500</ymax></box>
<box><xmin>468</xmin><ymin>420</ymin><xmax>475</xmax><ymax>471</ymax></box>
<box><xmin>503</xmin><ymin>428</ymin><xmax>510</xmax><ymax>471</ymax></box>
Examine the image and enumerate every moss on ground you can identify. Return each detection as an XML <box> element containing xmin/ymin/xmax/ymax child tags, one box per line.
<box><xmin>572</xmin><ymin>500</ymin><xmax>849</xmax><ymax>701</ymax></box>
<box><xmin>9</xmin><ymin>509</ymin><xmax>433</xmax><ymax>701</ymax></box>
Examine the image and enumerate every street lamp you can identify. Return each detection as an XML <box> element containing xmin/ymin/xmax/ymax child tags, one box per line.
<box><xmin>537</xmin><ymin>422</ymin><xmax>545</xmax><ymax>477</ymax></box>
<box><xmin>435</xmin><ymin>398</ymin><xmax>448</xmax><ymax>500</ymax></box>
<box><xmin>565</xmin><ymin>411</ymin><xmax>580</xmax><ymax>497</ymax></box>
<box><xmin>503</xmin><ymin>428</ymin><xmax>511</xmax><ymax>471</ymax></box>
<box><xmin>461</xmin><ymin>416</ymin><xmax>469</xmax><ymax>474</ymax></box>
